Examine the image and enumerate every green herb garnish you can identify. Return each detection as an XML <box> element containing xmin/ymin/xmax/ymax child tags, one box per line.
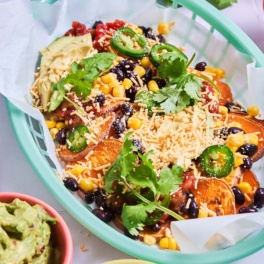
<box><xmin>48</xmin><ymin>52</ymin><xmax>116</xmax><ymax>112</ymax></box>
<box><xmin>104</xmin><ymin>132</ymin><xmax>185</xmax><ymax>235</ymax></box>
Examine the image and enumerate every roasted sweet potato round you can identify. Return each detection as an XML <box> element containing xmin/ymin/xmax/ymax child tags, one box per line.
<box><xmin>190</xmin><ymin>178</ymin><xmax>236</xmax><ymax>216</ymax></box>
<box><xmin>216</xmin><ymin>80</ymin><xmax>233</xmax><ymax>106</ymax></box>
<box><xmin>224</xmin><ymin>113</ymin><xmax>264</xmax><ymax>162</ymax></box>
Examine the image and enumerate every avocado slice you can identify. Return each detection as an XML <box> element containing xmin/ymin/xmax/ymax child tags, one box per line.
<box><xmin>37</xmin><ymin>34</ymin><xmax>94</xmax><ymax>111</ymax></box>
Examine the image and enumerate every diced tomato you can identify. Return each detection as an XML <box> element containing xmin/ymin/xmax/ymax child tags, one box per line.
<box><xmin>180</xmin><ymin>171</ymin><xmax>196</xmax><ymax>191</ymax></box>
<box><xmin>64</xmin><ymin>21</ymin><xmax>94</xmax><ymax>36</ymax></box>
<box><xmin>201</xmin><ymin>81</ymin><xmax>219</xmax><ymax>113</ymax></box>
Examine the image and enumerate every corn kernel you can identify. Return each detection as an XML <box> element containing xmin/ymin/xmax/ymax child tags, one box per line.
<box><xmin>112</xmin><ymin>85</ymin><xmax>125</xmax><ymax>97</ymax></box>
<box><xmin>101</xmin><ymin>73</ymin><xmax>116</xmax><ymax>84</ymax></box>
<box><xmin>214</xmin><ymin>119</ymin><xmax>223</xmax><ymax>128</ymax></box>
<box><xmin>56</xmin><ymin>121</ymin><xmax>66</xmax><ymax>130</ymax></box>
<box><xmin>159</xmin><ymin>237</ymin><xmax>169</xmax><ymax>249</ymax></box>
<box><xmin>247</xmin><ymin>106</ymin><xmax>259</xmax><ymax>117</ymax></box>
<box><xmin>225</xmin><ymin>144</ymin><xmax>238</xmax><ymax>153</ymax></box>
<box><xmin>243</xmin><ymin>133</ymin><xmax>258</xmax><ymax>146</ymax></box>
<box><xmin>168</xmin><ymin>238</ymin><xmax>178</xmax><ymax>250</ymax></box>
<box><xmin>143</xmin><ymin>235</ymin><xmax>156</xmax><ymax>246</ymax></box>
<box><xmin>205</xmin><ymin>66</ymin><xmax>216</xmax><ymax>74</ymax></box>
<box><xmin>234</xmin><ymin>153</ymin><xmax>244</xmax><ymax>167</ymax></box>
<box><xmin>46</xmin><ymin>120</ymin><xmax>56</xmax><ymax>129</ymax></box>
<box><xmin>229</xmin><ymin>122</ymin><xmax>242</xmax><ymax>129</ymax></box>
<box><xmin>226</xmin><ymin>133</ymin><xmax>244</xmax><ymax>148</ymax></box>
<box><xmin>49</xmin><ymin>128</ymin><xmax>59</xmax><ymax>140</ymax></box>
<box><xmin>219</xmin><ymin>106</ymin><xmax>228</xmax><ymax>115</ymax></box>
<box><xmin>148</xmin><ymin>80</ymin><xmax>159</xmax><ymax>92</ymax></box>
<box><xmin>122</xmin><ymin>78</ymin><xmax>133</xmax><ymax>90</ymax></box>
<box><xmin>79</xmin><ymin>178</ymin><xmax>94</xmax><ymax>192</ymax></box>
<box><xmin>71</xmin><ymin>164</ymin><xmax>85</xmax><ymax>176</ymax></box>
<box><xmin>238</xmin><ymin>182</ymin><xmax>252</xmax><ymax>194</ymax></box>
<box><xmin>158</xmin><ymin>22</ymin><xmax>170</xmax><ymax>35</ymax></box>
<box><xmin>127</xmin><ymin>117</ymin><xmax>142</xmax><ymax>130</ymax></box>
<box><xmin>215</xmin><ymin>68</ymin><xmax>225</xmax><ymax>80</ymax></box>
<box><xmin>134</xmin><ymin>65</ymin><xmax>146</xmax><ymax>77</ymax></box>
<box><xmin>99</xmin><ymin>84</ymin><xmax>113</xmax><ymax>95</ymax></box>
<box><xmin>198</xmin><ymin>210</ymin><xmax>208</xmax><ymax>218</ymax></box>
<box><xmin>141</xmin><ymin>57</ymin><xmax>151</xmax><ymax>68</ymax></box>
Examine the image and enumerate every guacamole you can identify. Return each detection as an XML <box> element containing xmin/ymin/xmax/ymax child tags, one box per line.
<box><xmin>0</xmin><ymin>198</ymin><xmax>59</xmax><ymax>263</ymax></box>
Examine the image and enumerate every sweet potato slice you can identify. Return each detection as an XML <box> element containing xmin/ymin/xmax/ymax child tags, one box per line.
<box><xmin>216</xmin><ymin>80</ymin><xmax>233</xmax><ymax>106</ymax></box>
<box><xmin>236</xmin><ymin>169</ymin><xmax>259</xmax><ymax>212</ymax></box>
<box><xmin>59</xmin><ymin>112</ymin><xmax>115</xmax><ymax>162</ymax></box>
<box><xmin>224</xmin><ymin>113</ymin><xmax>264</xmax><ymax>162</ymax></box>
<box><xmin>190</xmin><ymin>178</ymin><xmax>236</xmax><ymax>216</ymax></box>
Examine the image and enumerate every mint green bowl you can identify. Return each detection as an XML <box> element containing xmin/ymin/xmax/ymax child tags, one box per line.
<box><xmin>6</xmin><ymin>0</ymin><xmax>264</xmax><ymax>263</ymax></box>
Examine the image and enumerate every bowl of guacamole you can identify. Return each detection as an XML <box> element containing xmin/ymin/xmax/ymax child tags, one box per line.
<box><xmin>0</xmin><ymin>192</ymin><xmax>73</xmax><ymax>264</ymax></box>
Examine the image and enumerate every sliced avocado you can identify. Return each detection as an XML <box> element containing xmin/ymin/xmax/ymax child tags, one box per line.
<box><xmin>37</xmin><ymin>34</ymin><xmax>94</xmax><ymax>111</ymax></box>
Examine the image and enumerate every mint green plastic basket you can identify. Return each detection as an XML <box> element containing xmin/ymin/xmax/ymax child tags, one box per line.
<box><xmin>6</xmin><ymin>0</ymin><xmax>264</xmax><ymax>263</ymax></box>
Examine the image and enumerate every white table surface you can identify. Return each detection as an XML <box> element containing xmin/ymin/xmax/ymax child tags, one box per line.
<box><xmin>1</xmin><ymin>1</ymin><xmax>264</xmax><ymax>263</ymax></box>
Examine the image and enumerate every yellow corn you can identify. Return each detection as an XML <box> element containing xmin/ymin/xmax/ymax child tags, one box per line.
<box><xmin>122</xmin><ymin>78</ymin><xmax>133</xmax><ymax>90</ymax></box>
<box><xmin>134</xmin><ymin>65</ymin><xmax>146</xmax><ymax>77</ymax></box>
<box><xmin>204</xmin><ymin>66</ymin><xmax>216</xmax><ymax>74</ymax></box>
<box><xmin>101</xmin><ymin>73</ymin><xmax>116</xmax><ymax>84</ymax></box>
<box><xmin>49</xmin><ymin>128</ymin><xmax>59</xmax><ymax>140</ymax></box>
<box><xmin>79</xmin><ymin>178</ymin><xmax>94</xmax><ymax>192</ymax></box>
<box><xmin>158</xmin><ymin>22</ymin><xmax>170</xmax><ymax>35</ymax></box>
<box><xmin>219</xmin><ymin>106</ymin><xmax>228</xmax><ymax>115</ymax></box>
<box><xmin>243</xmin><ymin>133</ymin><xmax>258</xmax><ymax>146</ymax></box>
<box><xmin>226</xmin><ymin>133</ymin><xmax>244</xmax><ymax>148</ymax></box>
<box><xmin>99</xmin><ymin>84</ymin><xmax>113</xmax><ymax>95</ymax></box>
<box><xmin>56</xmin><ymin>121</ymin><xmax>66</xmax><ymax>130</ymax></box>
<box><xmin>238</xmin><ymin>182</ymin><xmax>252</xmax><ymax>194</ymax></box>
<box><xmin>143</xmin><ymin>235</ymin><xmax>156</xmax><ymax>246</ymax></box>
<box><xmin>214</xmin><ymin>119</ymin><xmax>223</xmax><ymax>128</ymax></box>
<box><xmin>225</xmin><ymin>144</ymin><xmax>238</xmax><ymax>153</ymax></box>
<box><xmin>127</xmin><ymin>116</ymin><xmax>142</xmax><ymax>130</ymax></box>
<box><xmin>71</xmin><ymin>165</ymin><xmax>85</xmax><ymax>176</ymax></box>
<box><xmin>159</xmin><ymin>237</ymin><xmax>179</xmax><ymax>250</ymax></box>
<box><xmin>198</xmin><ymin>210</ymin><xmax>208</xmax><ymax>218</ymax></box>
<box><xmin>148</xmin><ymin>80</ymin><xmax>159</xmax><ymax>92</ymax></box>
<box><xmin>247</xmin><ymin>106</ymin><xmax>260</xmax><ymax>117</ymax></box>
<box><xmin>234</xmin><ymin>153</ymin><xmax>244</xmax><ymax>167</ymax></box>
<box><xmin>215</xmin><ymin>68</ymin><xmax>225</xmax><ymax>80</ymax></box>
<box><xmin>46</xmin><ymin>120</ymin><xmax>56</xmax><ymax>129</ymax></box>
<box><xmin>112</xmin><ymin>85</ymin><xmax>125</xmax><ymax>97</ymax></box>
<box><xmin>229</xmin><ymin>122</ymin><xmax>242</xmax><ymax>129</ymax></box>
<box><xmin>141</xmin><ymin>57</ymin><xmax>151</xmax><ymax>68</ymax></box>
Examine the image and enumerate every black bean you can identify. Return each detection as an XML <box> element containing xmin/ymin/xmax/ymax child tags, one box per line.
<box><xmin>157</xmin><ymin>34</ymin><xmax>166</xmax><ymax>43</ymax></box>
<box><xmin>63</xmin><ymin>177</ymin><xmax>79</xmax><ymax>192</ymax></box>
<box><xmin>155</xmin><ymin>78</ymin><xmax>167</xmax><ymax>88</ymax></box>
<box><xmin>237</xmin><ymin>144</ymin><xmax>258</xmax><ymax>157</ymax></box>
<box><xmin>241</xmin><ymin>157</ymin><xmax>253</xmax><ymax>170</ymax></box>
<box><xmin>188</xmin><ymin>200</ymin><xmax>199</xmax><ymax>219</ymax></box>
<box><xmin>125</xmin><ymin>85</ymin><xmax>140</xmax><ymax>102</ymax></box>
<box><xmin>231</xmin><ymin>186</ymin><xmax>245</xmax><ymax>205</ymax></box>
<box><xmin>225</xmin><ymin>102</ymin><xmax>246</xmax><ymax>113</ymax></box>
<box><xmin>253</xmin><ymin>188</ymin><xmax>264</xmax><ymax>208</ymax></box>
<box><xmin>56</xmin><ymin>128</ymin><xmax>67</xmax><ymax>145</ymax></box>
<box><xmin>121</xmin><ymin>103</ymin><xmax>134</xmax><ymax>116</ymax></box>
<box><xmin>132</xmin><ymin>139</ymin><xmax>144</xmax><ymax>154</ymax></box>
<box><xmin>110</xmin><ymin>67</ymin><xmax>125</xmax><ymax>81</ymax></box>
<box><xmin>92</xmin><ymin>208</ymin><xmax>114</xmax><ymax>223</ymax></box>
<box><xmin>141</xmin><ymin>68</ymin><xmax>152</xmax><ymax>84</ymax></box>
<box><xmin>84</xmin><ymin>191</ymin><xmax>95</xmax><ymax>204</ymax></box>
<box><xmin>227</xmin><ymin>127</ymin><xmax>245</xmax><ymax>135</ymax></box>
<box><xmin>112</xmin><ymin>119</ymin><xmax>126</xmax><ymax>136</ymax></box>
<box><xmin>238</xmin><ymin>207</ymin><xmax>258</xmax><ymax>214</ymax></box>
<box><xmin>195</xmin><ymin>61</ymin><xmax>207</xmax><ymax>71</ymax></box>
<box><xmin>148</xmin><ymin>223</ymin><xmax>161</xmax><ymax>232</ymax></box>
<box><xmin>94</xmin><ymin>94</ymin><xmax>106</xmax><ymax>107</ymax></box>
<box><xmin>117</xmin><ymin>60</ymin><xmax>136</xmax><ymax>72</ymax></box>
<box><xmin>92</xmin><ymin>20</ymin><xmax>103</xmax><ymax>29</ymax></box>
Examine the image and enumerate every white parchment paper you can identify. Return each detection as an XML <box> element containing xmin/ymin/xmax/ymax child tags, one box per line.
<box><xmin>1</xmin><ymin>0</ymin><xmax>264</xmax><ymax>254</ymax></box>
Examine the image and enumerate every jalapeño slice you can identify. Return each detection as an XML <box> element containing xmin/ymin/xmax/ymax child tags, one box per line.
<box><xmin>111</xmin><ymin>27</ymin><xmax>150</xmax><ymax>59</ymax></box>
<box><xmin>66</xmin><ymin>124</ymin><xmax>89</xmax><ymax>152</ymax></box>
<box><xmin>200</xmin><ymin>145</ymin><xmax>234</xmax><ymax>178</ymax></box>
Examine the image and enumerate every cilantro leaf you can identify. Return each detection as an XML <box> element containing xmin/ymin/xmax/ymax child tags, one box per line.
<box><xmin>121</xmin><ymin>202</ymin><xmax>156</xmax><ymax>235</ymax></box>
<box><xmin>158</xmin><ymin>165</ymin><xmax>183</xmax><ymax>195</ymax></box>
<box><xmin>184</xmin><ymin>75</ymin><xmax>202</xmax><ymax>100</ymax></box>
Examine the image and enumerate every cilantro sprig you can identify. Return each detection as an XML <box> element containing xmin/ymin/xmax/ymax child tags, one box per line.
<box><xmin>48</xmin><ymin>52</ymin><xmax>116</xmax><ymax>112</ymax></box>
<box><xmin>104</xmin><ymin>132</ymin><xmax>185</xmax><ymax>235</ymax></box>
